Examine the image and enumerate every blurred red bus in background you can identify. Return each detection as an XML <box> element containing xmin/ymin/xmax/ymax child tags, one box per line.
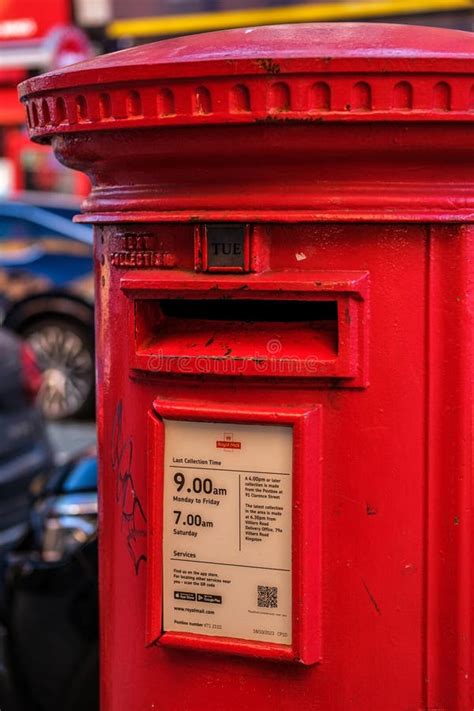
<box><xmin>0</xmin><ymin>0</ymin><xmax>92</xmax><ymax>198</ymax></box>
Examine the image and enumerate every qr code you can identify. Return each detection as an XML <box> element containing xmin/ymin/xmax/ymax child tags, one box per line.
<box><xmin>257</xmin><ymin>585</ymin><xmax>278</xmax><ymax>609</ymax></box>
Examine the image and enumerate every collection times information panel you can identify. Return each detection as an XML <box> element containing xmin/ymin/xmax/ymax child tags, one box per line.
<box><xmin>162</xmin><ymin>419</ymin><xmax>293</xmax><ymax>645</ymax></box>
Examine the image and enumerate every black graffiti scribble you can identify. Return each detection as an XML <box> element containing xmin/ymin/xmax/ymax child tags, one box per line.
<box><xmin>111</xmin><ymin>400</ymin><xmax>147</xmax><ymax>575</ymax></box>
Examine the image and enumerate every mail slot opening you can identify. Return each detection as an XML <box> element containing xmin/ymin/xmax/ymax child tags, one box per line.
<box><xmin>159</xmin><ymin>299</ymin><xmax>338</xmax><ymax>323</ymax></box>
<box><xmin>135</xmin><ymin>298</ymin><xmax>340</xmax><ymax>374</ymax></box>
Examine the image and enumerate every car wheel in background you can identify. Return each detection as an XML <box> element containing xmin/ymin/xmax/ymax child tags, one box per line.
<box><xmin>22</xmin><ymin>318</ymin><xmax>94</xmax><ymax>421</ymax></box>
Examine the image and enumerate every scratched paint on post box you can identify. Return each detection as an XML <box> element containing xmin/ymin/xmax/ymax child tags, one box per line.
<box><xmin>162</xmin><ymin>420</ymin><xmax>293</xmax><ymax>645</ymax></box>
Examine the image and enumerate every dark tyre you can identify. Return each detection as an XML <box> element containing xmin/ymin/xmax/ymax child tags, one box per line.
<box><xmin>22</xmin><ymin>318</ymin><xmax>94</xmax><ymax>420</ymax></box>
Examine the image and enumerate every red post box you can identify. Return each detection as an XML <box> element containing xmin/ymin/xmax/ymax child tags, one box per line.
<box><xmin>19</xmin><ymin>22</ymin><xmax>474</xmax><ymax>710</ymax></box>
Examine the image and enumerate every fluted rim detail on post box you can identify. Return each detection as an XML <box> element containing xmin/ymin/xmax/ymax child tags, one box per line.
<box><xmin>18</xmin><ymin>23</ymin><xmax>474</xmax><ymax>140</ymax></box>
<box><xmin>19</xmin><ymin>73</ymin><xmax>474</xmax><ymax>139</ymax></box>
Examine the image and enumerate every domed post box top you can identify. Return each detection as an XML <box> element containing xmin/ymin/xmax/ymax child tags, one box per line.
<box><xmin>18</xmin><ymin>23</ymin><xmax>474</xmax><ymax>222</ymax></box>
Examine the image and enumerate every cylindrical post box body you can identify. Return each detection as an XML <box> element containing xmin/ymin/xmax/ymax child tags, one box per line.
<box><xmin>20</xmin><ymin>23</ymin><xmax>474</xmax><ymax>710</ymax></box>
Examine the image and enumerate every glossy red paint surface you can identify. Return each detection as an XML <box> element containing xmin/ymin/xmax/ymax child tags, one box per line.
<box><xmin>19</xmin><ymin>23</ymin><xmax>474</xmax><ymax>711</ymax></box>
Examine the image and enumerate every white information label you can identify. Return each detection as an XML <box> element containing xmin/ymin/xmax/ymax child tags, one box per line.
<box><xmin>162</xmin><ymin>419</ymin><xmax>293</xmax><ymax>645</ymax></box>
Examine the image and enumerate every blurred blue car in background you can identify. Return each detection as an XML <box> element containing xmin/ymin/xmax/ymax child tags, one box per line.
<box><xmin>0</xmin><ymin>197</ymin><xmax>94</xmax><ymax>420</ymax></box>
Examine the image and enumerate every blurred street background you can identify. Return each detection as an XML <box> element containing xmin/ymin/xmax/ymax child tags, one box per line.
<box><xmin>0</xmin><ymin>1</ymin><xmax>473</xmax><ymax>710</ymax></box>
<box><xmin>47</xmin><ymin>420</ymin><xmax>96</xmax><ymax>459</ymax></box>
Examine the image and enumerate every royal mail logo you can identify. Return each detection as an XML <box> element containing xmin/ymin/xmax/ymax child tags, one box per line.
<box><xmin>216</xmin><ymin>432</ymin><xmax>241</xmax><ymax>450</ymax></box>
